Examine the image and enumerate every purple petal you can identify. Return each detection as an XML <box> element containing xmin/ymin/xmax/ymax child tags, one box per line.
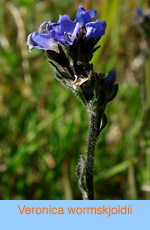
<box><xmin>38</xmin><ymin>20</ymin><xmax>52</xmax><ymax>34</ymax></box>
<box><xmin>53</xmin><ymin>31</ymin><xmax>72</xmax><ymax>45</ymax></box>
<box><xmin>86</xmin><ymin>20</ymin><xmax>107</xmax><ymax>40</ymax></box>
<box><xmin>58</xmin><ymin>15</ymin><xmax>75</xmax><ymax>33</ymax></box>
<box><xmin>75</xmin><ymin>5</ymin><xmax>97</xmax><ymax>26</ymax></box>
<box><xmin>84</xmin><ymin>9</ymin><xmax>97</xmax><ymax>22</ymax></box>
<box><xmin>27</xmin><ymin>31</ymin><xmax>58</xmax><ymax>52</ymax></box>
<box><xmin>75</xmin><ymin>6</ymin><xmax>86</xmax><ymax>22</ymax></box>
<box><xmin>71</xmin><ymin>22</ymin><xmax>81</xmax><ymax>42</ymax></box>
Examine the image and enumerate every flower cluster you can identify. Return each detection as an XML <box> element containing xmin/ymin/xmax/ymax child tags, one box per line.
<box><xmin>27</xmin><ymin>6</ymin><xmax>106</xmax><ymax>51</ymax></box>
<box><xmin>27</xmin><ymin>6</ymin><xmax>117</xmax><ymax>110</ymax></box>
<box><xmin>27</xmin><ymin>6</ymin><xmax>107</xmax><ymax>85</ymax></box>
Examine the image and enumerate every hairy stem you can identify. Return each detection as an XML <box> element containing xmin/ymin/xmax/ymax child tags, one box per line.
<box><xmin>86</xmin><ymin>110</ymin><xmax>102</xmax><ymax>200</ymax></box>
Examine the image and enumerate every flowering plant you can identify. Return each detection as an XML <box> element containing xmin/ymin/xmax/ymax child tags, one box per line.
<box><xmin>27</xmin><ymin>6</ymin><xmax>118</xmax><ymax>200</ymax></box>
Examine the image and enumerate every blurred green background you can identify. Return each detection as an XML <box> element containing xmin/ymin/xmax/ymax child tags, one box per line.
<box><xmin>0</xmin><ymin>0</ymin><xmax>150</xmax><ymax>200</ymax></box>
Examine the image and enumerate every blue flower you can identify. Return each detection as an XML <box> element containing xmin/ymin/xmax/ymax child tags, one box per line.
<box><xmin>104</xmin><ymin>69</ymin><xmax>118</xmax><ymax>103</ymax></box>
<box><xmin>52</xmin><ymin>15</ymin><xmax>80</xmax><ymax>45</ymax></box>
<box><xmin>27</xmin><ymin>20</ymin><xmax>58</xmax><ymax>52</ymax></box>
<box><xmin>75</xmin><ymin>5</ymin><xmax>97</xmax><ymax>26</ymax></box>
<box><xmin>136</xmin><ymin>8</ymin><xmax>143</xmax><ymax>15</ymax></box>
<box><xmin>86</xmin><ymin>20</ymin><xmax>107</xmax><ymax>40</ymax></box>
